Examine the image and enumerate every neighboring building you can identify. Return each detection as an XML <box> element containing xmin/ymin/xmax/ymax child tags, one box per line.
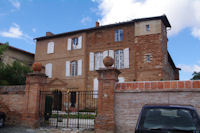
<box><xmin>34</xmin><ymin>15</ymin><xmax>180</xmax><ymax>92</ymax></box>
<box><xmin>0</xmin><ymin>43</ymin><xmax>34</xmax><ymax>66</ymax></box>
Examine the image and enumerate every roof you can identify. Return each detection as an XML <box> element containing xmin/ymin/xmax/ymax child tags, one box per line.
<box><xmin>0</xmin><ymin>43</ymin><xmax>34</xmax><ymax>56</ymax></box>
<box><xmin>35</xmin><ymin>15</ymin><xmax>171</xmax><ymax>41</ymax></box>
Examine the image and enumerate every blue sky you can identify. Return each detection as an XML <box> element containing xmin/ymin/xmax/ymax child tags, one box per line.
<box><xmin>0</xmin><ymin>0</ymin><xmax>200</xmax><ymax>80</ymax></box>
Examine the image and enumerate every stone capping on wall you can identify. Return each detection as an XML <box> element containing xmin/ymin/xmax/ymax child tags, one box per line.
<box><xmin>0</xmin><ymin>85</ymin><xmax>25</xmax><ymax>94</ymax></box>
<box><xmin>115</xmin><ymin>80</ymin><xmax>200</xmax><ymax>92</ymax></box>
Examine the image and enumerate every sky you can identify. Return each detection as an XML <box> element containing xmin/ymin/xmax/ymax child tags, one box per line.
<box><xmin>0</xmin><ymin>0</ymin><xmax>200</xmax><ymax>80</ymax></box>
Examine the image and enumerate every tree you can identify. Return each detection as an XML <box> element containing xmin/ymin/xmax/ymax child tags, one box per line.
<box><xmin>191</xmin><ymin>72</ymin><xmax>200</xmax><ymax>80</ymax></box>
<box><xmin>0</xmin><ymin>42</ymin><xmax>9</xmax><ymax>57</ymax></box>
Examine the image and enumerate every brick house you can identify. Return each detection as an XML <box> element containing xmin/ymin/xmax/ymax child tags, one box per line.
<box><xmin>34</xmin><ymin>15</ymin><xmax>180</xmax><ymax>93</ymax></box>
<box><xmin>0</xmin><ymin>43</ymin><xmax>34</xmax><ymax>66</ymax></box>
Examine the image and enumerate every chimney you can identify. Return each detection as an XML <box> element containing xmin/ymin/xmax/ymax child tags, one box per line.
<box><xmin>46</xmin><ymin>32</ymin><xmax>54</xmax><ymax>36</ymax></box>
<box><xmin>96</xmin><ymin>21</ymin><xmax>100</xmax><ymax>27</ymax></box>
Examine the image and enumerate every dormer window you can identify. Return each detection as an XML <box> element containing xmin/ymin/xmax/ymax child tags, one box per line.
<box><xmin>146</xmin><ymin>24</ymin><xmax>150</xmax><ymax>31</ymax></box>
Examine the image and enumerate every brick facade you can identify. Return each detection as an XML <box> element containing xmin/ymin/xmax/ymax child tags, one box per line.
<box><xmin>115</xmin><ymin>80</ymin><xmax>200</xmax><ymax>133</ymax></box>
<box><xmin>34</xmin><ymin>15</ymin><xmax>179</xmax><ymax>91</ymax></box>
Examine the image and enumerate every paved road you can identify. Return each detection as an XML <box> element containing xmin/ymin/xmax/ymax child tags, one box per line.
<box><xmin>0</xmin><ymin>126</ymin><xmax>94</xmax><ymax>133</ymax></box>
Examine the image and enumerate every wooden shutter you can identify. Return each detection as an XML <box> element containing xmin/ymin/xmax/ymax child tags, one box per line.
<box><xmin>66</xmin><ymin>61</ymin><xmax>70</xmax><ymax>77</ymax></box>
<box><xmin>67</xmin><ymin>38</ymin><xmax>72</xmax><ymax>51</ymax></box>
<box><xmin>78</xmin><ymin>59</ymin><xmax>82</xmax><ymax>75</ymax></box>
<box><xmin>89</xmin><ymin>52</ymin><xmax>94</xmax><ymax>71</ymax></box>
<box><xmin>124</xmin><ymin>48</ymin><xmax>129</xmax><ymax>68</ymax></box>
<box><xmin>78</xmin><ymin>36</ymin><xmax>82</xmax><ymax>49</ymax></box>
<box><xmin>47</xmin><ymin>42</ymin><xmax>54</xmax><ymax>54</ymax></box>
<box><xmin>93</xmin><ymin>78</ymin><xmax>98</xmax><ymax>98</ymax></box>
<box><xmin>45</xmin><ymin>63</ymin><xmax>52</xmax><ymax>78</ymax></box>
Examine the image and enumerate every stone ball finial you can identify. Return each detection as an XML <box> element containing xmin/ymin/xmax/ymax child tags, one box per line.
<box><xmin>103</xmin><ymin>56</ymin><xmax>114</xmax><ymax>68</ymax></box>
<box><xmin>32</xmin><ymin>62</ymin><xmax>42</xmax><ymax>72</ymax></box>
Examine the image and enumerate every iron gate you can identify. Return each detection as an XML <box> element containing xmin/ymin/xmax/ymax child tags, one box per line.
<box><xmin>39</xmin><ymin>90</ymin><xmax>98</xmax><ymax>129</ymax></box>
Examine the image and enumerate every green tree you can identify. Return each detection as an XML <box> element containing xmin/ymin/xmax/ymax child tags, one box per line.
<box><xmin>0</xmin><ymin>61</ymin><xmax>32</xmax><ymax>85</ymax></box>
<box><xmin>191</xmin><ymin>72</ymin><xmax>200</xmax><ymax>80</ymax></box>
<box><xmin>0</xmin><ymin>42</ymin><xmax>9</xmax><ymax>57</ymax></box>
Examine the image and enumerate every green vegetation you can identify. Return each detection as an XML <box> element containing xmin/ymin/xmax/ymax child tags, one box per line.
<box><xmin>51</xmin><ymin>113</ymin><xmax>96</xmax><ymax>119</ymax></box>
<box><xmin>191</xmin><ymin>72</ymin><xmax>200</xmax><ymax>80</ymax></box>
<box><xmin>0</xmin><ymin>42</ymin><xmax>32</xmax><ymax>85</ymax></box>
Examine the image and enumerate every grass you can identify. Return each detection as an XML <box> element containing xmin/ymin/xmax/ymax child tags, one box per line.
<box><xmin>50</xmin><ymin>113</ymin><xmax>96</xmax><ymax>119</ymax></box>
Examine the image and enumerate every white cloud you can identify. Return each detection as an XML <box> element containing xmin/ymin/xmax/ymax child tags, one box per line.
<box><xmin>178</xmin><ymin>64</ymin><xmax>200</xmax><ymax>73</ymax></box>
<box><xmin>0</xmin><ymin>23</ymin><xmax>33</xmax><ymax>44</ymax></box>
<box><xmin>92</xmin><ymin>0</ymin><xmax>200</xmax><ymax>38</ymax></box>
<box><xmin>0</xmin><ymin>23</ymin><xmax>23</xmax><ymax>38</ymax></box>
<box><xmin>81</xmin><ymin>16</ymin><xmax>92</xmax><ymax>25</ymax></box>
<box><xmin>9</xmin><ymin>0</ymin><xmax>20</xmax><ymax>10</ymax></box>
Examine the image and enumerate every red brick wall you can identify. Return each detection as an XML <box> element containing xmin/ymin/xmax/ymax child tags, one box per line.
<box><xmin>0</xmin><ymin>86</ymin><xmax>26</xmax><ymax>125</ymax></box>
<box><xmin>114</xmin><ymin>80</ymin><xmax>200</xmax><ymax>133</ymax></box>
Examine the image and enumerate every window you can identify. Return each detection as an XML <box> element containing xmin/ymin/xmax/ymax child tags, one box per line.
<box><xmin>66</xmin><ymin>60</ymin><xmax>82</xmax><ymax>77</ymax></box>
<box><xmin>145</xmin><ymin>54</ymin><xmax>152</xmax><ymax>63</ymax></box>
<box><xmin>67</xmin><ymin>36</ymin><xmax>82</xmax><ymax>50</ymax></box>
<box><xmin>95</xmin><ymin>52</ymin><xmax>103</xmax><ymax>70</ymax></box>
<box><xmin>47</xmin><ymin>42</ymin><xmax>54</xmax><ymax>54</ymax></box>
<box><xmin>115</xmin><ymin>29</ymin><xmax>123</xmax><ymax>42</ymax></box>
<box><xmin>45</xmin><ymin>63</ymin><xmax>52</xmax><ymax>78</ymax></box>
<box><xmin>72</xmin><ymin>37</ymin><xmax>78</xmax><ymax>49</ymax></box>
<box><xmin>71</xmin><ymin>61</ymin><xmax>78</xmax><ymax>76</ymax></box>
<box><xmin>115</xmin><ymin>50</ymin><xmax>124</xmax><ymax>69</ymax></box>
<box><xmin>146</xmin><ymin>24</ymin><xmax>150</xmax><ymax>31</ymax></box>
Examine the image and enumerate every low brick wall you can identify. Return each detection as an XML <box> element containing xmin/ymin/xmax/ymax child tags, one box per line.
<box><xmin>0</xmin><ymin>85</ymin><xmax>26</xmax><ymax>125</ymax></box>
<box><xmin>114</xmin><ymin>80</ymin><xmax>200</xmax><ymax>133</ymax></box>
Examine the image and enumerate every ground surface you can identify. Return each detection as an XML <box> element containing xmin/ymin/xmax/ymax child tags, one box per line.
<box><xmin>0</xmin><ymin>126</ymin><xmax>95</xmax><ymax>133</ymax></box>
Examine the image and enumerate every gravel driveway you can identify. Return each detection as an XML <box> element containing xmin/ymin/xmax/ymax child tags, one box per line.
<box><xmin>0</xmin><ymin>126</ymin><xmax>94</xmax><ymax>133</ymax></box>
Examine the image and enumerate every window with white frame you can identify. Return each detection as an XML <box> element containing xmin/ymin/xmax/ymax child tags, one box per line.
<box><xmin>71</xmin><ymin>61</ymin><xmax>78</xmax><ymax>76</ymax></box>
<box><xmin>67</xmin><ymin>36</ymin><xmax>82</xmax><ymax>50</ymax></box>
<box><xmin>47</xmin><ymin>42</ymin><xmax>54</xmax><ymax>54</ymax></box>
<box><xmin>115</xmin><ymin>50</ymin><xmax>124</xmax><ymax>69</ymax></box>
<box><xmin>66</xmin><ymin>60</ymin><xmax>82</xmax><ymax>77</ymax></box>
<box><xmin>45</xmin><ymin>63</ymin><xmax>52</xmax><ymax>78</ymax></box>
<box><xmin>115</xmin><ymin>29</ymin><xmax>123</xmax><ymax>42</ymax></box>
<box><xmin>72</xmin><ymin>37</ymin><xmax>78</xmax><ymax>49</ymax></box>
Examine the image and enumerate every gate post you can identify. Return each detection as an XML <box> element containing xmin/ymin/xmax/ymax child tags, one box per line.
<box><xmin>22</xmin><ymin>72</ymin><xmax>47</xmax><ymax>128</ymax></box>
<box><xmin>95</xmin><ymin>57</ymin><xmax>120</xmax><ymax>133</ymax></box>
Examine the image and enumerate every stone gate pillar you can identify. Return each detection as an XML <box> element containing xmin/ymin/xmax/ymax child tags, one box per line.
<box><xmin>95</xmin><ymin>57</ymin><xmax>120</xmax><ymax>133</ymax></box>
<box><xmin>22</xmin><ymin>63</ymin><xmax>47</xmax><ymax>128</ymax></box>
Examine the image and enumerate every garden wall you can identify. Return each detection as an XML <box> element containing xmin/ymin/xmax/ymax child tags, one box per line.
<box><xmin>114</xmin><ymin>80</ymin><xmax>200</xmax><ymax>133</ymax></box>
<box><xmin>0</xmin><ymin>85</ymin><xmax>26</xmax><ymax>125</ymax></box>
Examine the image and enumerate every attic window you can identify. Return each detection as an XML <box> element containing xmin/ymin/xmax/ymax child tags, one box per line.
<box><xmin>146</xmin><ymin>24</ymin><xmax>150</xmax><ymax>31</ymax></box>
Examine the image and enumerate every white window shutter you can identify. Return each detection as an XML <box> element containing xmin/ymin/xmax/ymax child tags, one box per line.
<box><xmin>89</xmin><ymin>52</ymin><xmax>94</xmax><ymax>71</ymax></box>
<box><xmin>93</xmin><ymin>78</ymin><xmax>98</xmax><ymax>98</ymax></box>
<box><xmin>124</xmin><ymin>48</ymin><xmax>129</xmax><ymax>68</ymax></box>
<box><xmin>118</xmin><ymin>77</ymin><xmax>125</xmax><ymax>83</ymax></box>
<box><xmin>66</xmin><ymin>61</ymin><xmax>70</xmax><ymax>77</ymax></box>
<box><xmin>67</xmin><ymin>38</ymin><xmax>72</xmax><ymax>51</ymax></box>
<box><xmin>78</xmin><ymin>36</ymin><xmax>82</xmax><ymax>49</ymax></box>
<box><xmin>103</xmin><ymin>51</ymin><xmax>108</xmax><ymax>68</ymax></box>
<box><xmin>109</xmin><ymin>50</ymin><xmax>114</xmax><ymax>58</ymax></box>
<box><xmin>47</xmin><ymin>42</ymin><xmax>54</xmax><ymax>54</ymax></box>
<box><xmin>45</xmin><ymin>63</ymin><xmax>52</xmax><ymax>78</ymax></box>
<box><xmin>78</xmin><ymin>59</ymin><xmax>82</xmax><ymax>75</ymax></box>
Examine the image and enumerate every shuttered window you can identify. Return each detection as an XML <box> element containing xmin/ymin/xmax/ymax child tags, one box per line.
<box><xmin>45</xmin><ymin>63</ymin><xmax>52</xmax><ymax>78</ymax></box>
<box><xmin>93</xmin><ymin>78</ymin><xmax>98</xmax><ymax>98</ymax></box>
<box><xmin>78</xmin><ymin>59</ymin><xmax>82</xmax><ymax>75</ymax></box>
<box><xmin>71</xmin><ymin>61</ymin><xmax>78</xmax><ymax>76</ymax></box>
<box><xmin>67</xmin><ymin>38</ymin><xmax>72</xmax><ymax>50</ymax></box>
<box><xmin>95</xmin><ymin>52</ymin><xmax>103</xmax><ymax>70</ymax></box>
<box><xmin>66</xmin><ymin>61</ymin><xmax>70</xmax><ymax>77</ymax></box>
<box><xmin>124</xmin><ymin>48</ymin><xmax>129</xmax><ymax>68</ymax></box>
<box><xmin>68</xmin><ymin>36</ymin><xmax>82</xmax><ymax>50</ymax></box>
<box><xmin>47</xmin><ymin>42</ymin><xmax>54</xmax><ymax>54</ymax></box>
<box><xmin>115</xmin><ymin>50</ymin><xmax>124</xmax><ymax>69</ymax></box>
<box><xmin>89</xmin><ymin>52</ymin><xmax>94</xmax><ymax>71</ymax></box>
